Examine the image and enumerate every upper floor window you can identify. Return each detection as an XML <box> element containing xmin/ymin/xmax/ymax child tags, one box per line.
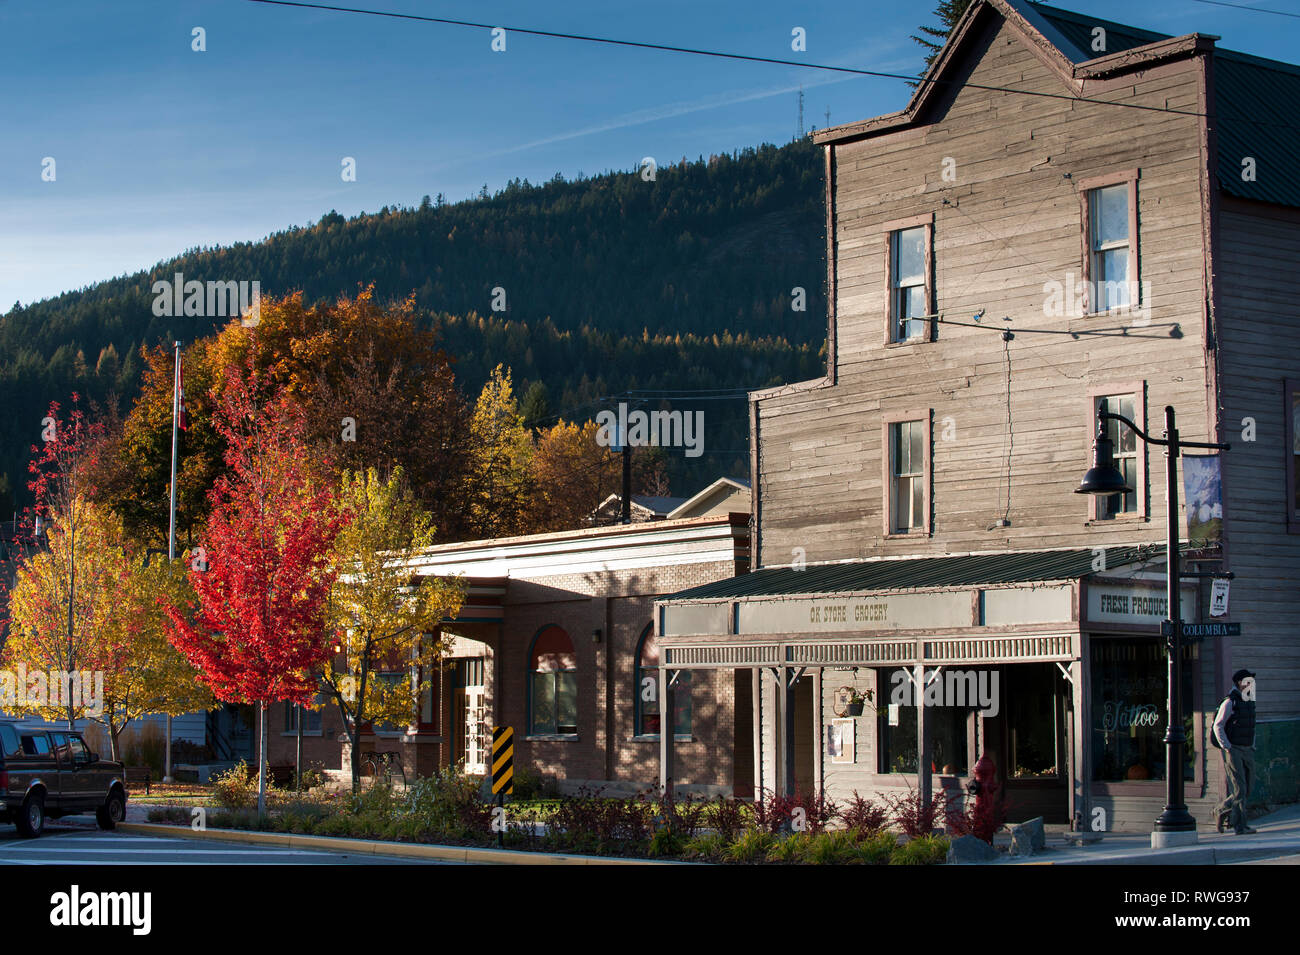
<box><xmin>883</xmin><ymin>413</ymin><xmax>931</xmax><ymax>536</ymax></box>
<box><xmin>1079</xmin><ymin>170</ymin><xmax>1139</xmax><ymax>314</ymax></box>
<box><xmin>1088</xmin><ymin>386</ymin><xmax>1146</xmax><ymax>522</ymax></box>
<box><xmin>884</xmin><ymin>214</ymin><xmax>933</xmax><ymax>343</ymax></box>
<box><xmin>529</xmin><ymin>625</ymin><xmax>577</xmax><ymax>736</ymax></box>
<box><xmin>285</xmin><ymin>696</ymin><xmax>323</xmax><ymax>734</ymax></box>
<box><xmin>634</xmin><ymin>624</ymin><xmax>692</xmax><ymax>738</ymax></box>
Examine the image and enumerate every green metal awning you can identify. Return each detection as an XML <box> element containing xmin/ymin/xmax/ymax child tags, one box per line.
<box><xmin>662</xmin><ymin>545</ymin><xmax>1165</xmax><ymax>602</ymax></box>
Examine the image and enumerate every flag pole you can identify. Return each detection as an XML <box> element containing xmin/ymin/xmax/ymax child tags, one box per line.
<box><xmin>164</xmin><ymin>340</ymin><xmax>181</xmax><ymax>783</ymax></box>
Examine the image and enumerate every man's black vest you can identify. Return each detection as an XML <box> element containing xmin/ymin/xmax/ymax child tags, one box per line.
<box><xmin>1225</xmin><ymin>688</ymin><xmax>1256</xmax><ymax>747</ymax></box>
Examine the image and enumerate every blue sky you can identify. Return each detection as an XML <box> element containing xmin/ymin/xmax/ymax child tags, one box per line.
<box><xmin>2</xmin><ymin>0</ymin><xmax>1295</xmax><ymax>307</ymax></box>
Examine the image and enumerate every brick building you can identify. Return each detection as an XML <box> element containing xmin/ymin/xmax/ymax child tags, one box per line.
<box><xmin>268</xmin><ymin>509</ymin><xmax>752</xmax><ymax>795</ymax></box>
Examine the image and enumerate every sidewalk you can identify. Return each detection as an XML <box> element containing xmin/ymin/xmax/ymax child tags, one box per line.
<box><xmin>997</xmin><ymin>804</ymin><xmax>1300</xmax><ymax>865</ymax></box>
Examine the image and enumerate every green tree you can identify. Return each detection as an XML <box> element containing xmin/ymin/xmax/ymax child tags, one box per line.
<box><xmin>912</xmin><ymin>0</ymin><xmax>973</xmax><ymax>76</ymax></box>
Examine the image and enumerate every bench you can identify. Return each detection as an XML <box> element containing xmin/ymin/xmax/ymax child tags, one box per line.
<box><xmin>125</xmin><ymin>766</ymin><xmax>152</xmax><ymax>795</ymax></box>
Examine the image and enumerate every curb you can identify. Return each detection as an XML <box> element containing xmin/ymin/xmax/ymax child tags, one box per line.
<box><xmin>117</xmin><ymin>823</ymin><xmax>681</xmax><ymax>865</ymax></box>
<box><xmin>1011</xmin><ymin>839</ymin><xmax>1300</xmax><ymax>866</ymax></box>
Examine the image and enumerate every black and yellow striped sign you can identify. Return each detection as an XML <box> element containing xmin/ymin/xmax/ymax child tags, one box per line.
<box><xmin>491</xmin><ymin>726</ymin><xmax>514</xmax><ymax>795</ymax></box>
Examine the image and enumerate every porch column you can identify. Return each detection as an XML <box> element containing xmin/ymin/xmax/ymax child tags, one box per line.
<box><xmin>658</xmin><ymin>664</ymin><xmax>675</xmax><ymax>795</ymax></box>
<box><xmin>779</xmin><ymin>665</ymin><xmax>796</xmax><ymax>796</ymax></box>
<box><xmin>917</xmin><ymin>665</ymin><xmax>932</xmax><ymax>806</ymax></box>
<box><xmin>1072</xmin><ymin>637</ymin><xmax>1091</xmax><ymax>830</ymax></box>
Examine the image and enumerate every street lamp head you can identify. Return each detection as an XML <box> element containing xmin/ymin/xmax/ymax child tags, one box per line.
<box><xmin>1075</xmin><ymin>422</ymin><xmax>1132</xmax><ymax>496</ymax></box>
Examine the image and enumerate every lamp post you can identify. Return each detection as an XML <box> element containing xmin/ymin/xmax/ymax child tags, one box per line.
<box><xmin>1075</xmin><ymin>401</ymin><xmax>1230</xmax><ymax>847</ymax></box>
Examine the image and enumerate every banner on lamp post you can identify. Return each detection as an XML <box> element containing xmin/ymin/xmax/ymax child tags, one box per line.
<box><xmin>1182</xmin><ymin>454</ymin><xmax>1224</xmax><ymax>551</ymax></box>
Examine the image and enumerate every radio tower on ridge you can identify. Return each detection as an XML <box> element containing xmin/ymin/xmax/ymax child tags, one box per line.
<box><xmin>797</xmin><ymin>86</ymin><xmax>805</xmax><ymax>138</ymax></box>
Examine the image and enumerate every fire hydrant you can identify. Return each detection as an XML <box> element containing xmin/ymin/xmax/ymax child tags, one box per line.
<box><xmin>966</xmin><ymin>752</ymin><xmax>996</xmax><ymax>801</ymax></box>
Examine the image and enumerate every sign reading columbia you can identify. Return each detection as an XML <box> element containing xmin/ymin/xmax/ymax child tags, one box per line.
<box><xmin>0</xmin><ymin>666</ymin><xmax>104</xmax><ymax>717</ymax></box>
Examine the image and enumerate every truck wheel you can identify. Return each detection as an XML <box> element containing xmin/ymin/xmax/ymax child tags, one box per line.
<box><xmin>16</xmin><ymin>793</ymin><xmax>45</xmax><ymax>838</ymax></box>
<box><xmin>97</xmin><ymin>790</ymin><xmax>126</xmax><ymax>830</ymax></box>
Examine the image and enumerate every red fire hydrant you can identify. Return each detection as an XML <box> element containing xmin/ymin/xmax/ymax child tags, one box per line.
<box><xmin>966</xmin><ymin>752</ymin><xmax>996</xmax><ymax>802</ymax></box>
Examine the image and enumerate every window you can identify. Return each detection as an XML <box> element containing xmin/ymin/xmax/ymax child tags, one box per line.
<box><xmin>1088</xmin><ymin>387</ymin><xmax>1146</xmax><ymax>521</ymax></box>
<box><xmin>372</xmin><ymin>672</ymin><xmax>410</xmax><ymax>734</ymax></box>
<box><xmin>1287</xmin><ymin>379</ymin><xmax>1300</xmax><ymax>532</ymax></box>
<box><xmin>285</xmin><ymin>696</ymin><xmax>324</xmax><ymax>734</ymax></box>
<box><xmin>634</xmin><ymin>625</ymin><xmax>692</xmax><ymax>737</ymax></box>
<box><xmin>1091</xmin><ymin>637</ymin><xmax>1194</xmax><ymax>783</ymax></box>
<box><xmin>20</xmin><ymin>733</ymin><xmax>51</xmax><ymax>756</ymax></box>
<box><xmin>1079</xmin><ymin>170</ymin><xmax>1139</xmax><ymax>314</ymax></box>
<box><xmin>876</xmin><ymin>668</ymin><xmax>969</xmax><ymax>775</ymax></box>
<box><xmin>883</xmin><ymin>414</ymin><xmax>930</xmax><ymax>535</ymax></box>
<box><xmin>529</xmin><ymin>626</ymin><xmax>577</xmax><ymax>736</ymax></box>
<box><xmin>0</xmin><ymin>725</ymin><xmax>21</xmax><ymax>759</ymax></box>
<box><xmin>884</xmin><ymin>214</ymin><xmax>933</xmax><ymax>343</ymax></box>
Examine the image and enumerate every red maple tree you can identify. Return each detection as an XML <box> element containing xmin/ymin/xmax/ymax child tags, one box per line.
<box><xmin>165</xmin><ymin>361</ymin><xmax>345</xmax><ymax>812</ymax></box>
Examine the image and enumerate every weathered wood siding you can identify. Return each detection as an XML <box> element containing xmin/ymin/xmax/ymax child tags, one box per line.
<box><xmin>757</xmin><ymin>13</ymin><xmax>1212</xmax><ymax>567</ymax></box>
<box><xmin>1216</xmin><ymin>198</ymin><xmax>1300</xmax><ymax>721</ymax></box>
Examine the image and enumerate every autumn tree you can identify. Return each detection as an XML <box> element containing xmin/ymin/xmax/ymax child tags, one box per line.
<box><xmin>3</xmin><ymin>399</ymin><xmax>112</xmax><ymax>728</ymax></box>
<box><xmin>164</xmin><ymin>361</ymin><xmax>345</xmax><ymax>814</ymax></box>
<box><xmin>527</xmin><ymin>419</ymin><xmax>622</xmax><ymax>532</ymax></box>
<box><xmin>465</xmin><ymin>365</ymin><xmax>533</xmax><ymax>538</ymax></box>
<box><xmin>320</xmin><ymin>467</ymin><xmax>465</xmax><ymax>792</ymax></box>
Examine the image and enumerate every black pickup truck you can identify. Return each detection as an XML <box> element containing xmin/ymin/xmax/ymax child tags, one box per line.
<box><xmin>0</xmin><ymin>721</ymin><xmax>127</xmax><ymax>837</ymax></box>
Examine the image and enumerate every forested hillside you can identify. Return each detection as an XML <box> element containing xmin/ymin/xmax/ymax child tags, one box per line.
<box><xmin>0</xmin><ymin>137</ymin><xmax>827</xmax><ymax>511</ymax></box>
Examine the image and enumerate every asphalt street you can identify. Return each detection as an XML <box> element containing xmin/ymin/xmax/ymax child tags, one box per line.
<box><xmin>0</xmin><ymin>821</ymin><xmax>455</xmax><ymax>865</ymax></box>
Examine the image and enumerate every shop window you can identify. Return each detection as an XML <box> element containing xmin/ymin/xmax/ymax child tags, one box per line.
<box><xmin>1079</xmin><ymin>170</ymin><xmax>1139</xmax><ymax>313</ymax></box>
<box><xmin>634</xmin><ymin>625</ymin><xmax>692</xmax><ymax>737</ymax></box>
<box><xmin>529</xmin><ymin>626</ymin><xmax>577</xmax><ymax>736</ymax></box>
<box><xmin>1287</xmin><ymin>379</ymin><xmax>1300</xmax><ymax>532</ymax></box>
<box><xmin>1090</xmin><ymin>637</ymin><xmax>1195</xmax><ymax>782</ymax></box>
<box><xmin>883</xmin><ymin>414</ymin><xmax>931</xmax><ymax>536</ymax></box>
<box><xmin>1088</xmin><ymin>387</ymin><xmax>1146</xmax><ymax>521</ymax></box>
<box><xmin>1007</xmin><ymin>664</ymin><xmax>1060</xmax><ymax>779</ymax></box>
<box><xmin>876</xmin><ymin>668</ymin><xmax>968</xmax><ymax>775</ymax></box>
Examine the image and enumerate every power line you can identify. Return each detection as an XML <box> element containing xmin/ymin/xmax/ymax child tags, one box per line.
<box><xmin>242</xmin><ymin>0</ymin><xmax>1265</xmax><ymax>125</ymax></box>
<box><xmin>1191</xmin><ymin>0</ymin><xmax>1300</xmax><ymax>18</ymax></box>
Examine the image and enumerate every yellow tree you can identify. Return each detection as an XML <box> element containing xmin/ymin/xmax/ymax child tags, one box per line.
<box><xmin>3</xmin><ymin>496</ymin><xmax>123</xmax><ymax>729</ymax></box>
<box><xmin>321</xmin><ymin>467</ymin><xmax>465</xmax><ymax>792</ymax></box>
<box><xmin>465</xmin><ymin>365</ymin><xmax>533</xmax><ymax>538</ymax></box>
<box><xmin>93</xmin><ymin>550</ymin><xmax>216</xmax><ymax>761</ymax></box>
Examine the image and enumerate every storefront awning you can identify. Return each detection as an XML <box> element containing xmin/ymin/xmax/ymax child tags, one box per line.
<box><xmin>662</xmin><ymin>545</ymin><xmax>1163</xmax><ymax>602</ymax></box>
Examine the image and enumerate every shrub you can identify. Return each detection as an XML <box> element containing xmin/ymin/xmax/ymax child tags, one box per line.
<box><xmin>752</xmin><ymin>788</ymin><xmax>838</xmax><ymax>835</ymax></box>
<box><xmin>647</xmin><ymin>825</ymin><xmax>683</xmax><ymax>858</ymax></box>
<box><xmin>856</xmin><ymin>830</ymin><xmax>899</xmax><ymax>865</ymax></box>
<box><xmin>509</xmin><ymin>766</ymin><xmax>545</xmax><ymax>801</ymax></box>
<box><xmin>842</xmin><ymin>792</ymin><xmax>889</xmax><ymax>835</ymax></box>
<box><xmin>211</xmin><ymin>761</ymin><xmax>258</xmax><ymax>810</ymax></box>
<box><xmin>885</xmin><ymin>785</ymin><xmax>947</xmax><ymax>838</ymax></box>
<box><xmin>681</xmin><ymin>832</ymin><xmax>727</xmax><ymax>862</ymax></box>
<box><xmin>765</xmin><ymin>832</ymin><xmax>809</xmax><ymax>863</ymax></box>
<box><xmin>803</xmin><ymin>829</ymin><xmax>862</xmax><ymax>865</ymax></box>
<box><xmin>703</xmin><ymin>797</ymin><xmax>749</xmax><ymax>843</ymax></box>
<box><xmin>724</xmin><ymin>828</ymin><xmax>775</xmax><ymax>863</ymax></box>
<box><xmin>890</xmin><ymin>835</ymin><xmax>950</xmax><ymax>865</ymax></box>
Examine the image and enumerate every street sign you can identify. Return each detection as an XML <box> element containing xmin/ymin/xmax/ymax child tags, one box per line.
<box><xmin>491</xmin><ymin>726</ymin><xmax>514</xmax><ymax>796</ymax></box>
<box><xmin>1210</xmin><ymin>578</ymin><xmax>1230</xmax><ymax>617</ymax></box>
<box><xmin>1182</xmin><ymin>622</ymin><xmax>1241</xmax><ymax>640</ymax></box>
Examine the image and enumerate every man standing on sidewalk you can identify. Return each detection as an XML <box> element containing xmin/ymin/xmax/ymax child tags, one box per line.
<box><xmin>1213</xmin><ymin>669</ymin><xmax>1257</xmax><ymax>835</ymax></box>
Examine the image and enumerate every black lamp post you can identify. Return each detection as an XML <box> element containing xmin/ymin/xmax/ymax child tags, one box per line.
<box><xmin>1076</xmin><ymin>400</ymin><xmax>1230</xmax><ymax>842</ymax></box>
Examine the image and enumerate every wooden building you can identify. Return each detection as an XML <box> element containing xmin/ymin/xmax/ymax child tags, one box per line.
<box><xmin>656</xmin><ymin>0</ymin><xmax>1300</xmax><ymax>832</ymax></box>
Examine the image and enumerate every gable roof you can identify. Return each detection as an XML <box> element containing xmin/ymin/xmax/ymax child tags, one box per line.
<box><xmin>814</xmin><ymin>0</ymin><xmax>1300</xmax><ymax>208</ymax></box>
<box><xmin>667</xmin><ymin>476</ymin><xmax>751</xmax><ymax>519</ymax></box>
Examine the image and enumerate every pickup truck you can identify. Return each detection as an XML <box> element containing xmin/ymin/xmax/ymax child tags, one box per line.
<box><xmin>0</xmin><ymin>721</ymin><xmax>127</xmax><ymax>837</ymax></box>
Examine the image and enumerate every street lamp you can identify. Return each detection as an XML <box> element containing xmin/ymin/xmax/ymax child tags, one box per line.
<box><xmin>1076</xmin><ymin>400</ymin><xmax>1230</xmax><ymax>847</ymax></box>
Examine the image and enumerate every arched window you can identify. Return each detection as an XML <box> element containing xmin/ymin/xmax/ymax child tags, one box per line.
<box><xmin>528</xmin><ymin>626</ymin><xmax>577</xmax><ymax>736</ymax></box>
<box><xmin>634</xmin><ymin>625</ymin><xmax>692</xmax><ymax>737</ymax></box>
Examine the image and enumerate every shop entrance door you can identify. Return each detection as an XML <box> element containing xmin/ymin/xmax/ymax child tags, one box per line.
<box><xmin>453</xmin><ymin>658</ymin><xmax>488</xmax><ymax>775</ymax></box>
<box><xmin>997</xmin><ymin>662</ymin><xmax>1070</xmax><ymax>824</ymax></box>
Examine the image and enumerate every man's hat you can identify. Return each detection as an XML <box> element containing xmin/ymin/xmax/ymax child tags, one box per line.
<box><xmin>1232</xmin><ymin>669</ymin><xmax>1256</xmax><ymax>683</ymax></box>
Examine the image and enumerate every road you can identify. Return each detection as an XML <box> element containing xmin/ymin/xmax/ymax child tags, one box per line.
<box><xmin>0</xmin><ymin>820</ymin><xmax>457</xmax><ymax>865</ymax></box>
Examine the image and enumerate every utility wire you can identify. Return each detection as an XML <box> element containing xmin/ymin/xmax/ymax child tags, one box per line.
<box><xmin>243</xmin><ymin>0</ymin><xmax>1299</xmax><ymax>130</ymax></box>
<box><xmin>1191</xmin><ymin>0</ymin><xmax>1300</xmax><ymax>18</ymax></box>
